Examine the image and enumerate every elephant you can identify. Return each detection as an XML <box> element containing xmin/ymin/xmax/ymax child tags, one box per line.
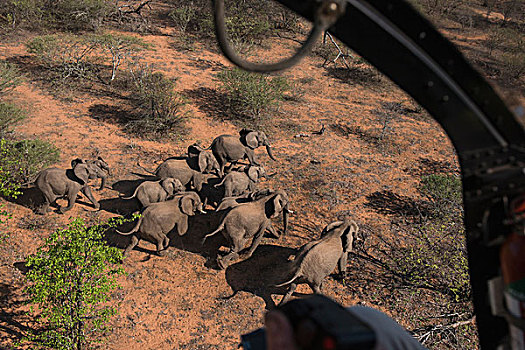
<box><xmin>203</xmin><ymin>190</ymin><xmax>291</xmax><ymax>269</ymax></box>
<box><xmin>121</xmin><ymin>178</ymin><xmax>184</xmax><ymax>208</ymax></box>
<box><xmin>116</xmin><ymin>191</ymin><xmax>205</xmax><ymax>256</ymax></box>
<box><xmin>275</xmin><ymin>218</ymin><xmax>359</xmax><ymax>306</ymax></box>
<box><xmin>215</xmin><ymin>189</ymin><xmax>272</xmax><ymax>211</ymax></box>
<box><xmin>35</xmin><ymin>159</ymin><xmax>102</xmax><ymax>214</ymax></box>
<box><xmin>214</xmin><ymin>165</ymin><xmax>266</xmax><ymax>198</ymax></box>
<box><xmin>187</xmin><ymin>143</ymin><xmax>220</xmax><ymax>175</ymax></box>
<box><xmin>71</xmin><ymin>157</ymin><xmax>110</xmax><ymax>190</ymax></box>
<box><xmin>140</xmin><ymin>159</ymin><xmax>206</xmax><ymax>192</ymax></box>
<box><xmin>207</xmin><ymin>129</ymin><xmax>276</xmax><ymax>177</ymax></box>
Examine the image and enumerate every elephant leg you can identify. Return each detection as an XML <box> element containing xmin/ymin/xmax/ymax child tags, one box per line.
<box><xmin>217</xmin><ymin>250</ymin><xmax>240</xmax><ymax>270</ymax></box>
<box><xmin>97</xmin><ymin>177</ymin><xmax>106</xmax><ymax>191</ymax></box>
<box><xmin>245</xmin><ymin>226</ymin><xmax>266</xmax><ymax>258</ymax></box>
<box><xmin>279</xmin><ymin>283</ymin><xmax>297</xmax><ymax>306</ymax></box>
<box><xmin>124</xmin><ymin>235</ymin><xmax>139</xmax><ymax>256</ymax></box>
<box><xmin>245</xmin><ymin>149</ymin><xmax>260</xmax><ymax>166</ymax></box>
<box><xmin>266</xmin><ymin>224</ymin><xmax>279</xmax><ymax>238</ymax></box>
<box><xmin>157</xmin><ymin>236</ymin><xmax>170</xmax><ymax>256</ymax></box>
<box><xmin>39</xmin><ymin>194</ymin><xmax>54</xmax><ymax>214</ymax></box>
<box><xmin>338</xmin><ymin>252</ymin><xmax>349</xmax><ymax>278</ymax></box>
<box><xmin>60</xmin><ymin>190</ymin><xmax>78</xmax><ymax>213</ymax></box>
<box><xmin>309</xmin><ymin>281</ymin><xmax>322</xmax><ymax>294</ymax></box>
<box><xmin>82</xmin><ymin>186</ymin><xmax>99</xmax><ymax>209</ymax></box>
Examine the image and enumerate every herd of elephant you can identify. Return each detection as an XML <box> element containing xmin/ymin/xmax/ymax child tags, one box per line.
<box><xmin>32</xmin><ymin>129</ymin><xmax>360</xmax><ymax>305</ymax></box>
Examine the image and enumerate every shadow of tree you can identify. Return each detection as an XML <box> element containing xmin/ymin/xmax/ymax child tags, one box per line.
<box><xmin>1</xmin><ymin>187</ymin><xmax>45</xmax><ymax>212</ymax></box>
<box><xmin>324</xmin><ymin>67</ymin><xmax>386</xmax><ymax>89</ymax></box>
<box><xmin>88</xmin><ymin>104</ymin><xmax>132</xmax><ymax>125</ymax></box>
<box><xmin>365</xmin><ymin>190</ymin><xmax>430</xmax><ymax>220</ymax></box>
<box><xmin>0</xmin><ymin>283</ymin><xmax>34</xmax><ymax>346</ymax></box>
<box><xmin>224</xmin><ymin>244</ymin><xmax>297</xmax><ymax>309</ymax></box>
<box><xmin>183</xmin><ymin>87</ymin><xmax>230</xmax><ymax>120</ymax></box>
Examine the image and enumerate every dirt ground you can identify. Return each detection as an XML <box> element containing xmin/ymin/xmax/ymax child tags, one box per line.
<box><xmin>0</xmin><ymin>3</ymin><xmax>522</xmax><ymax>349</ymax></box>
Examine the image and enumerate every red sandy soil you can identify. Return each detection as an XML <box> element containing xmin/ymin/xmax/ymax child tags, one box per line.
<box><xmin>1</xmin><ymin>6</ymin><xmax>520</xmax><ymax>349</ymax></box>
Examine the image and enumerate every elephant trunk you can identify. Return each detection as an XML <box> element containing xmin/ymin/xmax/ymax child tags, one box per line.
<box><xmin>265</xmin><ymin>144</ymin><xmax>276</xmax><ymax>161</ymax></box>
<box><xmin>282</xmin><ymin>203</ymin><xmax>289</xmax><ymax>236</ymax></box>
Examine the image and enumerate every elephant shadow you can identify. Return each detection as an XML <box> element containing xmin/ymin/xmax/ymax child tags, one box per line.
<box><xmin>1</xmin><ymin>187</ymin><xmax>45</xmax><ymax>212</ymax></box>
<box><xmin>224</xmin><ymin>244</ymin><xmax>297</xmax><ymax>309</ymax></box>
<box><xmin>199</xmin><ymin>179</ymin><xmax>223</xmax><ymax>209</ymax></box>
<box><xmin>169</xmin><ymin>210</ymin><xmax>228</xmax><ymax>262</ymax></box>
<box><xmin>111</xmin><ymin>179</ymin><xmax>148</xmax><ymax>196</ymax></box>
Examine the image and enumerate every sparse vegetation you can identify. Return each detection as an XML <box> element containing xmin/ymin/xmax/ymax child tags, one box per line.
<box><xmin>217</xmin><ymin>68</ymin><xmax>289</xmax><ymax>121</ymax></box>
<box><xmin>125</xmin><ymin>65</ymin><xmax>189</xmax><ymax>139</ymax></box>
<box><xmin>0</xmin><ymin>61</ymin><xmax>23</xmax><ymax>96</ymax></box>
<box><xmin>356</xmin><ymin>173</ymin><xmax>470</xmax><ymax>347</ymax></box>
<box><xmin>0</xmin><ymin>0</ymin><xmax>115</xmax><ymax>31</ymax></box>
<box><xmin>24</xmin><ymin>218</ymin><xmax>127</xmax><ymax>349</ymax></box>
<box><xmin>0</xmin><ymin>102</ymin><xmax>27</xmax><ymax>136</ymax></box>
<box><xmin>0</xmin><ymin>139</ymin><xmax>60</xmax><ymax>185</ymax></box>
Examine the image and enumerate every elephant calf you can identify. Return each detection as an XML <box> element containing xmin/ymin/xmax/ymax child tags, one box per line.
<box><xmin>214</xmin><ymin>165</ymin><xmax>266</xmax><ymax>198</ymax></box>
<box><xmin>122</xmin><ymin>178</ymin><xmax>184</xmax><ymax>208</ymax></box>
<box><xmin>116</xmin><ymin>192</ymin><xmax>205</xmax><ymax>256</ymax></box>
<box><xmin>275</xmin><ymin>218</ymin><xmax>359</xmax><ymax>306</ymax></box>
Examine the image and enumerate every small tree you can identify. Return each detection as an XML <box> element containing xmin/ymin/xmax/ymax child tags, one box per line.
<box><xmin>0</xmin><ymin>60</ymin><xmax>23</xmax><ymax>96</ymax></box>
<box><xmin>88</xmin><ymin>33</ymin><xmax>149</xmax><ymax>83</ymax></box>
<box><xmin>25</xmin><ymin>218</ymin><xmax>128</xmax><ymax>349</ymax></box>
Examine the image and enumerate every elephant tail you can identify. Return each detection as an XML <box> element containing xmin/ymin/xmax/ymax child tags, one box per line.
<box><xmin>116</xmin><ymin>216</ymin><xmax>142</xmax><ymax>236</ymax></box>
<box><xmin>201</xmin><ymin>222</ymin><xmax>225</xmax><ymax>243</ymax></box>
<box><xmin>214</xmin><ymin>177</ymin><xmax>227</xmax><ymax>188</ymax></box>
<box><xmin>274</xmin><ymin>270</ymin><xmax>301</xmax><ymax>288</ymax></box>
<box><xmin>120</xmin><ymin>186</ymin><xmax>140</xmax><ymax>200</ymax></box>
<box><xmin>136</xmin><ymin>161</ymin><xmax>156</xmax><ymax>175</ymax></box>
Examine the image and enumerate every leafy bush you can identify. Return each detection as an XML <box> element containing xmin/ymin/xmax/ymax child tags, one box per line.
<box><xmin>419</xmin><ymin>173</ymin><xmax>462</xmax><ymax>219</ymax></box>
<box><xmin>0</xmin><ymin>139</ymin><xmax>21</xmax><ymax>229</ymax></box>
<box><xmin>217</xmin><ymin>68</ymin><xmax>289</xmax><ymax>119</ymax></box>
<box><xmin>125</xmin><ymin>65</ymin><xmax>189</xmax><ymax>139</ymax></box>
<box><xmin>0</xmin><ymin>139</ymin><xmax>60</xmax><ymax>185</ymax></box>
<box><xmin>0</xmin><ymin>102</ymin><xmax>27</xmax><ymax>136</ymax></box>
<box><xmin>24</xmin><ymin>217</ymin><xmax>127</xmax><ymax>349</ymax></box>
<box><xmin>0</xmin><ymin>61</ymin><xmax>23</xmax><ymax>96</ymax></box>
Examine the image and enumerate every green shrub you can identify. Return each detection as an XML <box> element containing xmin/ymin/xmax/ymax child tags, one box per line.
<box><xmin>169</xmin><ymin>5</ymin><xmax>197</xmax><ymax>33</ymax></box>
<box><xmin>0</xmin><ymin>139</ymin><xmax>21</xmax><ymax>230</ymax></box>
<box><xmin>125</xmin><ymin>65</ymin><xmax>189</xmax><ymax>139</ymax></box>
<box><xmin>0</xmin><ymin>102</ymin><xmax>27</xmax><ymax>136</ymax></box>
<box><xmin>501</xmin><ymin>52</ymin><xmax>525</xmax><ymax>80</ymax></box>
<box><xmin>24</xmin><ymin>217</ymin><xmax>128</xmax><ymax>349</ymax></box>
<box><xmin>0</xmin><ymin>61</ymin><xmax>23</xmax><ymax>96</ymax></box>
<box><xmin>1</xmin><ymin>139</ymin><xmax>60</xmax><ymax>185</ymax></box>
<box><xmin>419</xmin><ymin>173</ymin><xmax>462</xmax><ymax>219</ymax></box>
<box><xmin>217</xmin><ymin>68</ymin><xmax>290</xmax><ymax>119</ymax></box>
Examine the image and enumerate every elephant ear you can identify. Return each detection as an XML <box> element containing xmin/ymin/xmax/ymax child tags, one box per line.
<box><xmin>198</xmin><ymin>152</ymin><xmax>209</xmax><ymax>172</ymax></box>
<box><xmin>342</xmin><ymin>220</ymin><xmax>359</xmax><ymax>252</ymax></box>
<box><xmin>73</xmin><ymin>163</ymin><xmax>90</xmax><ymax>185</ymax></box>
<box><xmin>161</xmin><ymin>179</ymin><xmax>174</xmax><ymax>194</ymax></box>
<box><xmin>71</xmin><ymin>158</ymin><xmax>84</xmax><ymax>169</ymax></box>
<box><xmin>188</xmin><ymin>143</ymin><xmax>203</xmax><ymax>159</ymax></box>
<box><xmin>245</xmin><ymin>131</ymin><xmax>258</xmax><ymax>149</ymax></box>
<box><xmin>247</xmin><ymin>166</ymin><xmax>258</xmax><ymax>182</ymax></box>
<box><xmin>266</xmin><ymin>194</ymin><xmax>283</xmax><ymax>218</ymax></box>
<box><xmin>321</xmin><ymin>221</ymin><xmax>344</xmax><ymax>238</ymax></box>
<box><xmin>179</xmin><ymin>195</ymin><xmax>195</xmax><ymax>216</ymax></box>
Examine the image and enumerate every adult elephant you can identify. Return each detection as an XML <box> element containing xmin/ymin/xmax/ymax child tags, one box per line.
<box><xmin>208</xmin><ymin>129</ymin><xmax>276</xmax><ymax>177</ymax></box>
<box><xmin>203</xmin><ymin>190</ymin><xmax>291</xmax><ymax>269</ymax></box>
<box><xmin>35</xmin><ymin>159</ymin><xmax>102</xmax><ymax>214</ymax></box>
<box><xmin>140</xmin><ymin>159</ymin><xmax>206</xmax><ymax>192</ymax></box>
